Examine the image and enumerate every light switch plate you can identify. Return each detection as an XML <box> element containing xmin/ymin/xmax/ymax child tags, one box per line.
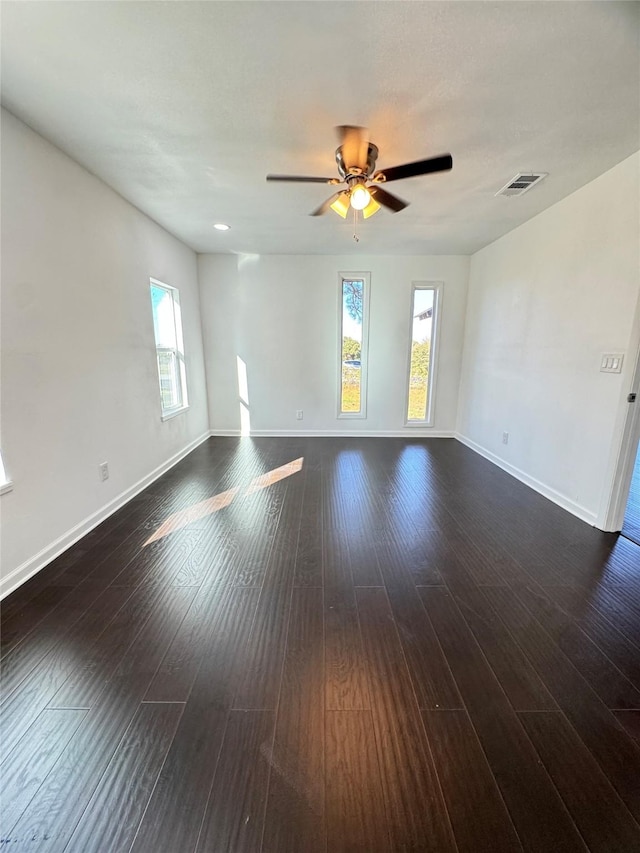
<box><xmin>600</xmin><ymin>353</ymin><xmax>624</xmax><ymax>374</ymax></box>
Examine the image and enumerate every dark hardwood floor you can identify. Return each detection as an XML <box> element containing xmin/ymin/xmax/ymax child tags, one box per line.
<box><xmin>2</xmin><ymin>436</ymin><xmax>640</xmax><ymax>852</ymax></box>
<box><xmin>622</xmin><ymin>440</ymin><xmax>640</xmax><ymax>547</ymax></box>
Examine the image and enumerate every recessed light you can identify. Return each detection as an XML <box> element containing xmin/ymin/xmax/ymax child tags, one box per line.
<box><xmin>213</xmin><ymin>223</ymin><xmax>230</xmax><ymax>231</ymax></box>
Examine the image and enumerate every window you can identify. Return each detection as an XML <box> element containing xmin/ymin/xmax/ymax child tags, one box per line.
<box><xmin>0</xmin><ymin>449</ymin><xmax>12</xmax><ymax>495</ymax></box>
<box><xmin>338</xmin><ymin>273</ymin><xmax>370</xmax><ymax>418</ymax></box>
<box><xmin>150</xmin><ymin>279</ymin><xmax>188</xmax><ymax>419</ymax></box>
<box><xmin>405</xmin><ymin>283</ymin><xmax>441</xmax><ymax>426</ymax></box>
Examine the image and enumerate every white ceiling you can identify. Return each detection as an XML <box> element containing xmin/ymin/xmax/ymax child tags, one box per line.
<box><xmin>2</xmin><ymin>1</ymin><xmax>638</xmax><ymax>256</ymax></box>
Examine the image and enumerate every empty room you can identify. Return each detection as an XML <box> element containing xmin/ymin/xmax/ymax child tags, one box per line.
<box><xmin>2</xmin><ymin>2</ymin><xmax>640</xmax><ymax>851</ymax></box>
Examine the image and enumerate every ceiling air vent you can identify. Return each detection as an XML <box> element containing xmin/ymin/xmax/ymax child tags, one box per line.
<box><xmin>496</xmin><ymin>172</ymin><xmax>548</xmax><ymax>198</ymax></box>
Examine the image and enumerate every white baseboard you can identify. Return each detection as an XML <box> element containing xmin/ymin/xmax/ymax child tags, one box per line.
<box><xmin>455</xmin><ymin>433</ymin><xmax>598</xmax><ymax>527</ymax></box>
<box><xmin>1</xmin><ymin>431</ymin><xmax>211</xmax><ymax>600</ymax></box>
<box><xmin>210</xmin><ymin>429</ymin><xmax>455</xmax><ymax>438</ymax></box>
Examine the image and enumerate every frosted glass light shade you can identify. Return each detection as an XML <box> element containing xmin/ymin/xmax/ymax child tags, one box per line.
<box><xmin>350</xmin><ymin>184</ymin><xmax>371</xmax><ymax>210</ymax></box>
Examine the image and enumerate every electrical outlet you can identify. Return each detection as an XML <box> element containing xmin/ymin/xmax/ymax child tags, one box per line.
<box><xmin>99</xmin><ymin>462</ymin><xmax>109</xmax><ymax>481</ymax></box>
<box><xmin>296</xmin><ymin>410</ymin><xmax>303</xmax><ymax>420</ymax></box>
<box><xmin>502</xmin><ymin>432</ymin><xmax>509</xmax><ymax>445</ymax></box>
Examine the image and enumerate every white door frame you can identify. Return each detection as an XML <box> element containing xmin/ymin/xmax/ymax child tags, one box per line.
<box><xmin>597</xmin><ymin>297</ymin><xmax>640</xmax><ymax>531</ymax></box>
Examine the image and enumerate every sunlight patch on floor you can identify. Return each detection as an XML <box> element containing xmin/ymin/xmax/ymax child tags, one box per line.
<box><xmin>144</xmin><ymin>457</ymin><xmax>304</xmax><ymax>544</ymax></box>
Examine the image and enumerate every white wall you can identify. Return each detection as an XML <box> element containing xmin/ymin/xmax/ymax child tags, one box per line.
<box><xmin>1</xmin><ymin>110</ymin><xmax>210</xmax><ymax>595</ymax></box>
<box><xmin>198</xmin><ymin>254</ymin><xmax>469</xmax><ymax>436</ymax></box>
<box><xmin>457</xmin><ymin>153</ymin><xmax>640</xmax><ymax>526</ymax></box>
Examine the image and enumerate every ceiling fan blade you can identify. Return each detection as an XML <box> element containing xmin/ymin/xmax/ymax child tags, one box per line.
<box><xmin>377</xmin><ymin>154</ymin><xmax>453</xmax><ymax>183</ymax></box>
<box><xmin>369</xmin><ymin>185</ymin><xmax>408</xmax><ymax>213</ymax></box>
<box><xmin>336</xmin><ymin>125</ymin><xmax>369</xmax><ymax>171</ymax></box>
<box><xmin>310</xmin><ymin>191</ymin><xmax>345</xmax><ymax>216</ymax></box>
<box><xmin>267</xmin><ymin>174</ymin><xmax>335</xmax><ymax>184</ymax></box>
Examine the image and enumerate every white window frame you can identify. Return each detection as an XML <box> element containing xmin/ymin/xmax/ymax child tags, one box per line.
<box><xmin>404</xmin><ymin>281</ymin><xmax>443</xmax><ymax>428</ymax></box>
<box><xmin>0</xmin><ymin>449</ymin><xmax>13</xmax><ymax>495</ymax></box>
<box><xmin>150</xmin><ymin>278</ymin><xmax>189</xmax><ymax>420</ymax></box>
<box><xmin>337</xmin><ymin>271</ymin><xmax>371</xmax><ymax>419</ymax></box>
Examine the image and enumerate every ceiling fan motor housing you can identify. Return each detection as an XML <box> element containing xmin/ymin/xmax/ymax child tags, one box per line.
<box><xmin>335</xmin><ymin>143</ymin><xmax>379</xmax><ymax>180</ymax></box>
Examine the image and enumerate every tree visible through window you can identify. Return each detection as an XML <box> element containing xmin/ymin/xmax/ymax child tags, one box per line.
<box><xmin>150</xmin><ymin>280</ymin><xmax>188</xmax><ymax>418</ymax></box>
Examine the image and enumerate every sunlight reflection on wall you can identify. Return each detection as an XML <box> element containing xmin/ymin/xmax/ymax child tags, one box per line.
<box><xmin>237</xmin><ymin>355</ymin><xmax>251</xmax><ymax>436</ymax></box>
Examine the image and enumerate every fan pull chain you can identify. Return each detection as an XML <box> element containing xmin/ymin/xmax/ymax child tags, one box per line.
<box><xmin>352</xmin><ymin>208</ymin><xmax>359</xmax><ymax>243</ymax></box>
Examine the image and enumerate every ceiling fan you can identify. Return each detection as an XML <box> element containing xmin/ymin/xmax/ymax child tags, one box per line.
<box><xmin>266</xmin><ymin>125</ymin><xmax>452</xmax><ymax>219</ymax></box>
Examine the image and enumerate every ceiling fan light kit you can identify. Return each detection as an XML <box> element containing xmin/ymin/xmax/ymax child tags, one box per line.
<box><xmin>329</xmin><ymin>191</ymin><xmax>351</xmax><ymax>219</ymax></box>
<box><xmin>266</xmin><ymin>125</ymin><xmax>453</xmax><ymax>229</ymax></box>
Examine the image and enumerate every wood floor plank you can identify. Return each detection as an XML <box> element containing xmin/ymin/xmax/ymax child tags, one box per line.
<box><xmin>549</xmin><ymin>586</ymin><xmax>640</xmax><ymax>690</ymax></box>
<box><xmin>262</xmin><ymin>588</ymin><xmax>325</xmax><ymax>853</ymax></box>
<box><xmin>444</xmin><ymin>532</ymin><xmax>509</xmax><ymax>586</ymax></box>
<box><xmin>1</xmin><ymin>505</ymin><xmax>182</xmax><ymax>673</ymax></box>
<box><xmin>294</xmin><ymin>466</ymin><xmax>323</xmax><ymax>587</ymax></box>
<box><xmin>64</xmin><ymin>702</ymin><xmax>184</xmax><ymax>853</ymax></box>
<box><xmin>171</xmin><ymin>517</ymin><xmax>240</xmax><ymax>590</ymax></box>
<box><xmin>356</xmin><ymin>587</ymin><xmax>457</xmax><ymax>853</ymax></box>
<box><xmin>0</xmin><ymin>587</ymin><xmax>133</xmax><ymax>760</ymax></box>
<box><xmin>325</xmin><ymin>710</ymin><xmax>392</xmax><ymax>853</ymax></box>
<box><xmin>232</xmin><ymin>584</ymin><xmax>292</xmax><ymax>710</ymax></box>
<box><xmin>0</xmin><ymin>709</ymin><xmax>86</xmax><ymax>839</ymax></box>
<box><xmin>0</xmin><ymin>496</ymin><xmax>153</xmax><ymax>618</ymax></box>
<box><xmin>512</xmin><ymin>581</ymin><xmax>640</xmax><ymax>709</ymax></box>
<box><xmin>144</xmin><ymin>546</ymin><xmax>252</xmax><ymax>703</ymax></box>
<box><xmin>0</xmin><ymin>579</ymin><xmax>131</xmax><ymax>694</ymax></box>
<box><xmin>367</xmin><ymin>443</ymin><xmax>452</xmax><ymax>538</ymax></box>
<box><xmin>323</xmin><ymin>595</ymin><xmax>370</xmax><ymax>711</ymax></box>
<box><xmin>128</xmin><ymin>699</ymin><xmax>229</xmax><ymax>853</ymax></box>
<box><xmin>0</xmin><ymin>493</ymin><xmax>161</xmax><ymax>631</ymax></box>
<box><xmin>0</xmin><ymin>584</ymin><xmax>132</xmax><ymax>705</ymax></box>
<box><xmin>322</xmin><ymin>454</ymin><xmax>377</xmax><ymax>713</ymax></box>
<box><xmin>129</xmin><ymin>586</ymin><xmax>259</xmax><ymax>853</ymax></box>
<box><xmin>223</xmin><ymin>460</ymin><xmax>293</xmax><ymax>587</ymax></box>
<box><xmin>48</xmin><ymin>582</ymin><xmax>187</xmax><ymax>709</ymax></box>
<box><xmin>233</xmin><ymin>482</ymin><xmax>302</xmax><ymax>710</ymax></box>
<box><xmin>0</xmin><ymin>586</ymin><xmax>74</xmax><ymax>657</ymax></box>
<box><xmin>520</xmin><ymin>711</ymin><xmax>640</xmax><ymax>852</ymax></box>
<box><xmin>406</xmin><ymin>530</ymin><xmax>460</xmax><ymax>586</ymax></box>
<box><xmin>448</xmin><ymin>585</ymin><xmax>558</xmax><ymax>711</ymax></box>
<box><xmin>422</xmin><ymin>709</ymin><xmax>523</xmax><ymax>853</ymax></box>
<box><xmin>107</xmin><ymin>528</ymin><xmax>203</xmax><ymax>587</ymax></box>
<box><xmin>194</xmin><ymin>710</ymin><xmax>274</xmax><ymax>853</ymax></box>
<box><xmin>374</xmin><ymin>537</ymin><xmax>463</xmax><ymax>710</ymax></box>
<box><xmin>614</xmin><ymin>710</ymin><xmax>640</xmax><ymax>743</ymax></box>
<box><xmin>339</xmin><ymin>454</ymin><xmax>385</xmax><ymax>587</ymax></box>
<box><xmin>554</xmin><ymin>583</ymin><xmax>640</xmax><ymax>654</ymax></box>
<box><xmin>484</xmin><ymin>586</ymin><xmax>640</xmax><ymax>825</ymax></box>
<box><xmin>323</xmin><ymin>519</ymin><xmax>370</xmax><ymax>710</ymax></box>
<box><xmin>417</xmin><ymin>533</ymin><xmax>481</xmax><ymax>592</ymax></box>
<box><xmin>420</xmin><ymin>586</ymin><xmax>587</xmax><ymax>852</ymax></box>
<box><xmin>4</xmin><ymin>586</ymin><xmax>196</xmax><ymax>852</ymax></box>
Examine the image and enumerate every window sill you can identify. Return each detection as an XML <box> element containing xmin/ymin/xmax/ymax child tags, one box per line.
<box><xmin>161</xmin><ymin>405</ymin><xmax>190</xmax><ymax>422</ymax></box>
<box><xmin>1</xmin><ymin>481</ymin><xmax>14</xmax><ymax>495</ymax></box>
<box><xmin>404</xmin><ymin>421</ymin><xmax>434</xmax><ymax>428</ymax></box>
